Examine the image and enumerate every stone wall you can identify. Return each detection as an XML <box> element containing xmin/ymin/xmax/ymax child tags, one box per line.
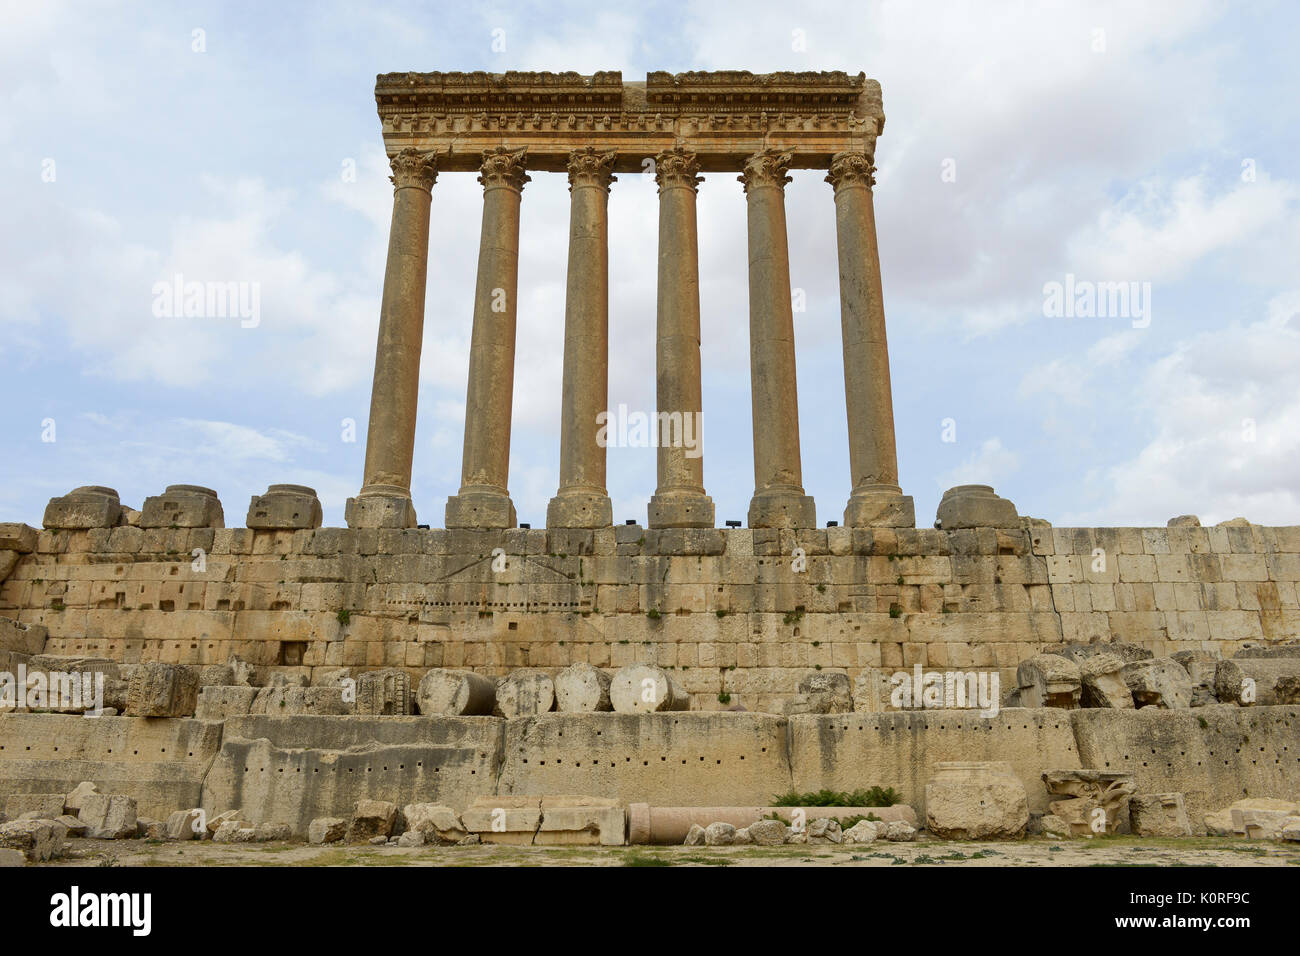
<box><xmin>3</xmin><ymin>522</ymin><xmax>1298</xmax><ymax>712</ymax></box>
<box><xmin>3</xmin><ymin>707</ymin><xmax>1297</xmax><ymax>834</ymax></box>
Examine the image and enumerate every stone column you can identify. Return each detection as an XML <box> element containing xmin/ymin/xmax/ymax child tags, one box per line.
<box><xmin>740</xmin><ymin>148</ymin><xmax>815</xmax><ymax>529</ymax></box>
<box><xmin>346</xmin><ymin>148</ymin><xmax>437</xmax><ymax>529</ymax></box>
<box><xmin>827</xmin><ymin>150</ymin><xmax>915</xmax><ymax>527</ymax></box>
<box><xmin>446</xmin><ymin>147</ymin><xmax>531</xmax><ymax>529</ymax></box>
<box><xmin>547</xmin><ymin>147</ymin><xmax>617</xmax><ymax>529</ymax></box>
<box><xmin>648</xmin><ymin>148</ymin><xmax>714</xmax><ymax>529</ymax></box>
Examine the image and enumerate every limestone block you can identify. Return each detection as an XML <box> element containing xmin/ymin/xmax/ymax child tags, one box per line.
<box><xmin>843</xmin><ymin>820</ymin><xmax>878</xmax><ymax>844</ymax></box>
<box><xmin>1168</xmin><ymin>515</ymin><xmax>1201</xmax><ymax>528</ymax></box>
<box><xmin>396</xmin><ymin>829</ymin><xmax>424</xmax><ymax>846</ymax></box>
<box><xmin>1203</xmin><ymin>798</ymin><xmax>1299</xmax><ymax>837</ymax></box>
<box><xmin>807</xmin><ymin>817</ymin><xmax>843</xmax><ymax>844</ymax></box>
<box><xmin>250</xmin><ymin>685</ymin><xmax>349</xmax><ymax>716</ymax></box>
<box><xmin>782</xmin><ymin>692</ymin><xmax>837</xmax><ymax>715</ymax></box>
<box><xmin>64</xmin><ymin>781</ymin><xmax>99</xmax><ymax>814</ymax></box>
<box><xmin>308</xmin><ymin>817</ymin><xmax>347</xmax><ymax>845</ymax></box>
<box><xmin>77</xmin><ymin>794</ymin><xmax>138</xmax><ymax>839</ymax></box>
<box><xmin>195</xmin><ymin>686</ymin><xmax>258</xmax><ymax>720</ymax></box>
<box><xmin>139</xmin><ymin>485</ymin><xmax>224</xmax><ymax>529</ymax></box>
<box><xmin>1016</xmin><ymin>654</ymin><xmax>1081</xmax><ymax>708</ymax></box>
<box><xmin>1171</xmin><ymin>649</ymin><xmax>1219</xmax><ymax>707</ymax></box>
<box><xmin>1042</xmin><ymin>769</ymin><xmax>1136</xmax><ymax>835</ymax></box>
<box><xmin>401</xmin><ymin>803</ymin><xmax>466</xmax><ymax>845</ymax></box>
<box><xmin>1214</xmin><ymin>658</ymin><xmax>1300</xmax><ymax>706</ymax></box>
<box><xmin>0</xmin><ymin>819</ymin><xmax>63</xmax><ymax>862</ymax></box>
<box><xmin>925</xmin><ymin>761</ymin><xmax>1029</xmax><ymax>840</ymax></box>
<box><xmin>1122</xmin><ymin>658</ymin><xmax>1192</xmax><ymax>709</ymax></box>
<box><xmin>56</xmin><ymin>814</ymin><xmax>87</xmax><ymax>838</ymax></box>
<box><xmin>796</xmin><ymin>670</ymin><xmax>852</xmax><ymax>712</ymax></box>
<box><xmin>416</xmin><ymin>669</ymin><xmax>496</xmax><ymax>716</ymax></box>
<box><xmin>43</xmin><ymin>487</ymin><xmax>122</xmax><ymax>530</ymax></box>
<box><xmin>246</xmin><ymin>484</ymin><xmax>323</xmax><ymax>530</ymax></box>
<box><xmin>733</xmin><ymin>825</ymin><xmax>754</xmax><ymax>844</ymax></box>
<box><xmin>748</xmin><ymin>819</ymin><xmax>788</xmax><ymax>845</ymax></box>
<box><xmin>462</xmin><ymin>796</ymin><xmax>542</xmax><ymax>845</ymax></box>
<box><xmin>1044</xmin><ymin>641</ymin><xmax>1153</xmax><ymax>665</ymax></box>
<box><xmin>0</xmin><ymin>524</ymin><xmax>37</xmax><ymax>553</ymax></box>
<box><xmin>347</xmin><ymin>799</ymin><xmax>398</xmax><ymax>842</ymax></box>
<box><xmin>126</xmin><ymin>661</ymin><xmax>199</xmax><ymax>717</ymax></box>
<box><xmin>1129</xmin><ymin>792</ymin><xmax>1192</xmax><ymax>837</ymax></box>
<box><xmin>164</xmin><ymin>809</ymin><xmax>205</xmax><ymax>841</ymax></box>
<box><xmin>4</xmin><ymin>793</ymin><xmax>65</xmax><ymax>819</ymax></box>
<box><xmin>935</xmin><ymin>485</ymin><xmax>1019</xmax><ymax>530</ymax></box>
<box><xmin>493</xmin><ymin>668</ymin><xmax>555</xmax><ymax>718</ymax></box>
<box><xmin>355</xmin><ymin>668</ymin><xmax>411</xmax><ymax>715</ymax></box>
<box><xmin>1277</xmin><ymin>676</ymin><xmax>1300</xmax><ymax>704</ymax></box>
<box><xmin>0</xmin><ymin>617</ymin><xmax>44</xmax><ymax>657</ymax></box>
<box><xmin>536</xmin><ymin>796</ymin><xmax>625</xmax><ymax>846</ymax></box>
<box><xmin>1078</xmin><ymin>653</ymin><xmax>1134</xmax><ymax>709</ymax></box>
<box><xmin>882</xmin><ymin>820</ymin><xmax>917</xmax><ymax>842</ymax></box>
<box><xmin>703</xmin><ymin>821</ymin><xmax>736</xmax><ymax>845</ymax></box>
<box><xmin>199</xmin><ymin>663</ymin><xmax>236</xmax><ymax>687</ymax></box>
<box><xmin>683</xmin><ymin>823</ymin><xmax>705</xmax><ymax>846</ymax></box>
<box><xmin>609</xmin><ymin>664</ymin><xmax>689</xmax><ymax>713</ymax></box>
<box><xmin>554</xmin><ymin>662</ymin><xmax>613</xmax><ymax>712</ymax></box>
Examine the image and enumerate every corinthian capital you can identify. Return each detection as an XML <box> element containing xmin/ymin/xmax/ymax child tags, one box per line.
<box><xmin>825</xmin><ymin>150</ymin><xmax>876</xmax><ymax>190</ymax></box>
<box><xmin>388</xmin><ymin>148</ymin><xmax>438</xmax><ymax>191</ymax></box>
<box><xmin>738</xmin><ymin>148</ymin><xmax>793</xmax><ymax>194</ymax></box>
<box><xmin>654</xmin><ymin>147</ymin><xmax>703</xmax><ymax>194</ymax></box>
<box><xmin>478</xmin><ymin>147</ymin><xmax>531</xmax><ymax>192</ymax></box>
<box><xmin>567</xmin><ymin>146</ymin><xmax>618</xmax><ymax>193</ymax></box>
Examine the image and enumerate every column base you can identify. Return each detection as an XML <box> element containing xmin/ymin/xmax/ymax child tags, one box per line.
<box><xmin>647</xmin><ymin>492</ymin><xmax>715</xmax><ymax>529</ymax></box>
<box><xmin>345</xmin><ymin>491</ymin><xmax>417</xmax><ymax>529</ymax></box>
<box><xmin>547</xmin><ymin>491</ymin><xmax>612</xmax><ymax>529</ymax></box>
<box><xmin>445</xmin><ymin>490</ymin><xmax>517</xmax><ymax>529</ymax></box>
<box><xmin>747</xmin><ymin>490</ymin><xmax>816</xmax><ymax>529</ymax></box>
<box><xmin>844</xmin><ymin>488</ymin><xmax>916</xmax><ymax>528</ymax></box>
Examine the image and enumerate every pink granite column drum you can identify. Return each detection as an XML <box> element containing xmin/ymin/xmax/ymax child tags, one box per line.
<box><xmin>648</xmin><ymin>148</ymin><xmax>714</xmax><ymax>529</ymax></box>
<box><xmin>347</xmin><ymin>148</ymin><xmax>437</xmax><ymax>530</ymax></box>
<box><xmin>827</xmin><ymin>150</ymin><xmax>915</xmax><ymax>528</ymax></box>
<box><xmin>739</xmin><ymin>148</ymin><xmax>816</xmax><ymax>530</ymax></box>
<box><xmin>547</xmin><ymin>147</ymin><xmax>617</xmax><ymax>529</ymax></box>
<box><xmin>445</xmin><ymin>147</ymin><xmax>530</xmax><ymax>529</ymax></box>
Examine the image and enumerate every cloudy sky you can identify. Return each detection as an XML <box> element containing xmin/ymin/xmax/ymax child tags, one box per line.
<box><xmin>2</xmin><ymin>0</ymin><xmax>1298</xmax><ymax>530</ymax></box>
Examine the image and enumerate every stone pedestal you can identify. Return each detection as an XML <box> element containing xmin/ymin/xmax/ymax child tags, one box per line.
<box><xmin>935</xmin><ymin>485</ymin><xmax>1019</xmax><ymax>530</ymax></box>
<box><xmin>139</xmin><ymin>485</ymin><xmax>224</xmax><ymax>529</ymax></box>
<box><xmin>351</xmin><ymin>148</ymin><xmax>437</xmax><ymax>529</ymax></box>
<box><xmin>827</xmin><ymin>151</ymin><xmax>914</xmax><ymax>528</ymax></box>
<box><xmin>447</xmin><ymin>147</ymin><xmax>529</xmax><ymax>529</ymax></box>
<box><xmin>648</xmin><ymin>148</ymin><xmax>714</xmax><ymax>529</ymax></box>
<box><xmin>43</xmin><ymin>487</ymin><xmax>122</xmax><ymax>530</ymax></box>
<box><xmin>548</xmin><ymin>147</ymin><xmax>616</xmax><ymax>529</ymax></box>
<box><xmin>740</xmin><ymin>149</ymin><xmax>815</xmax><ymax>530</ymax></box>
<box><xmin>246</xmin><ymin>484</ymin><xmax>322</xmax><ymax>530</ymax></box>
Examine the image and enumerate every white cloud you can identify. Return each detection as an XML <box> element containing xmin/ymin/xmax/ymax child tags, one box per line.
<box><xmin>937</xmin><ymin>437</ymin><xmax>1021</xmax><ymax>491</ymax></box>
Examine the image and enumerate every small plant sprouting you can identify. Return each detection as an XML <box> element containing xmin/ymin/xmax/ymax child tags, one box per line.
<box><xmin>646</xmin><ymin>608</ymin><xmax>661</xmax><ymax>620</ymax></box>
<box><xmin>717</xmin><ymin>692</ymin><xmax>732</xmax><ymax>705</ymax></box>
<box><xmin>336</xmin><ymin>609</ymin><xmax>351</xmax><ymax>625</ymax></box>
<box><xmin>889</xmin><ymin>603</ymin><xmax>902</xmax><ymax>618</ymax></box>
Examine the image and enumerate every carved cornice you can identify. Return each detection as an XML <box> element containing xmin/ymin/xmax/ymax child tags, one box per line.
<box><xmin>566</xmin><ymin>146</ymin><xmax>618</xmax><ymax>193</ymax></box>
<box><xmin>825</xmin><ymin>150</ymin><xmax>876</xmax><ymax>190</ymax></box>
<box><xmin>738</xmin><ymin>148</ymin><xmax>793</xmax><ymax>194</ymax></box>
<box><xmin>388</xmin><ymin>147</ymin><xmax>438</xmax><ymax>191</ymax></box>
<box><xmin>654</xmin><ymin>147</ymin><xmax>703</xmax><ymax>194</ymax></box>
<box><xmin>477</xmin><ymin>146</ymin><xmax>531</xmax><ymax>192</ymax></box>
<box><xmin>376</xmin><ymin>70</ymin><xmax>624</xmax><ymax>113</ymax></box>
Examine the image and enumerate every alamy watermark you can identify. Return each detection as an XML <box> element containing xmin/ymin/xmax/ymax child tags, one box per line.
<box><xmin>596</xmin><ymin>404</ymin><xmax>702</xmax><ymax>458</ymax></box>
<box><xmin>888</xmin><ymin>665</ymin><xmax>1000</xmax><ymax>717</ymax></box>
<box><xmin>0</xmin><ymin>665</ymin><xmax>105</xmax><ymax>716</ymax></box>
<box><xmin>151</xmin><ymin>273</ymin><xmax>261</xmax><ymax>328</ymax></box>
<box><xmin>1042</xmin><ymin>273</ymin><xmax>1151</xmax><ymax>328</ymax></box>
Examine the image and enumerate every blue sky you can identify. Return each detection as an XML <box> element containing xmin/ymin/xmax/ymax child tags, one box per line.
<box><xmin>3</xmin><ymin>0</ymin><xmax>1298</xmax><ymax>530</ymax></box>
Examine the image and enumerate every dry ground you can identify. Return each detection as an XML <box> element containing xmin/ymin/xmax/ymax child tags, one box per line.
<box><xmin>38</xmin><ymin>835</ymin><xmax>1300</xmax><ymax>867</ymax></box>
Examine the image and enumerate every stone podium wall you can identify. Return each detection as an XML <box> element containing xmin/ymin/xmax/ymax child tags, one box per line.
<box><xmin>3</xmin><ymin>522</ymin><xmax>1298</xmax><ymax>713</ymax></box>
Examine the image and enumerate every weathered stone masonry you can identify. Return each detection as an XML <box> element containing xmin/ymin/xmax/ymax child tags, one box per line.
<box><xmin>5</xmin><ymin>521</ymin><xmax>1298</xmax><ymax>714</ymax></box>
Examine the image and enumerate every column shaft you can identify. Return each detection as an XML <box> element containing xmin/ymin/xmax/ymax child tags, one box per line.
<box><xmin>741</xmin><ymin>149</ymin><xmax>815</xmax><ymax>529</ymax></box>
<box><xmin>648</xmin><ymin>148</ymin><xmax>714</xmax><ymax>528</ymax></box>
<box><xmin>446</xmin><ymin>148</ymin><xmax>530</xmax><ymax>529</ymax></box>
<box><xmin>347</xmin><ymin>148</ymin><xmax>437</xmax><ymax>530</ymax></box>
<box><xmin>547</xmin><ymin>148</ymin><xmax>616</xmax><ymax>529</ymax></box>
<box><xmin>828</xmin><ymin>151</ymin><xmax>915</xmax><ymax>528</ymax></box>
